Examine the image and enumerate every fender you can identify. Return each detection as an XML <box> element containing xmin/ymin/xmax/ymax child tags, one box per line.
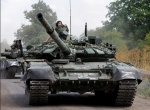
<box><xmin>5</xmin><ymin>59</ymin><xmax>19</xmax><ymax>68</ymax></box>
<box><xmin>21</xmin><ymin>61</ymin><xmax>55</xmax><ymax>81</ymax></box>
<box><xmin>112</xmin><ymin>62</ymin><xmax>142</xmax><ymax>84</ymax></box>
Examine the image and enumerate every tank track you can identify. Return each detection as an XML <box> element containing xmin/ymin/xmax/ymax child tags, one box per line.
<box><xmin>115</xmin><ymin>80</ymin><xmax>137</xmax><ymax>106</ymax></box>
<box><xmin>27</xmin><ymin>80</ymin><xmax>49</xmax><ymax>105</ymax></box>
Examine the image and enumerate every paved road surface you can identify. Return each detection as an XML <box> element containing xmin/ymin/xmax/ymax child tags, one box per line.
<box><xmin>1</xmin><ymin>78</ymin><xmax>150</xmax><ymax>110</ymax></box>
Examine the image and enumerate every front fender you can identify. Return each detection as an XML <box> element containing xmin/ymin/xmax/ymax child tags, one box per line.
<box><xmin>5</xmin><ymin>59</ymin><xmax>19</xmax><ymax>68</ymax></box>
<box><xmin>21</xmin><ymin>62</ymin><xmax>55</xmax><ymax>81</ymax></box>
<box><xmin>112</xmin><ymin>63</ymin><xmax>142</xmax><ymax>83</ymax></box>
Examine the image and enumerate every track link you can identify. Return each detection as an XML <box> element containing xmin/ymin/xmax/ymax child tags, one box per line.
<box><xmin>115</xmin><ymin>80</ymin><xmax>137</xmax><ymax>106</ymax></box>
<box><xmin>27</xmin><ymin>80</ymin><xmax>49</xmax><ymax>105</ymax></box>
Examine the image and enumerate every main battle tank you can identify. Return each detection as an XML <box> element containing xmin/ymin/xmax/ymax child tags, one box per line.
<box><xmin>20</xmin><ymin>13</ymin><xmax>142</xmax><ymax>106</ymax></box>
<box><xmin>0</xmin><ymin>40</ymin><xmax>24</xmax><ymax>78</ymax></box>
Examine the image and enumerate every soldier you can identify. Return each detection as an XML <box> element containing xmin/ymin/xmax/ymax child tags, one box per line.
<box><xmin>55</xmin><ymin>21</ymin><xmax>69</xmax><ymax>40</ymax></box>
<box><xmin>11</xmin><ymin>40</ymin><xmax>18</xmax><ymax>49</ymax></box>
<box><xmin>44</xmin><ymin>21</ymin><xmax>69</xmax><ymax>42</ymax></box>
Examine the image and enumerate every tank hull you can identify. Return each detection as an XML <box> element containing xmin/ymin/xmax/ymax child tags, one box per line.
<box><xmin>22</xmin><ymin>60</ymin><xmax>141</xmax><ymax>106</ymax></box>
<box><xmin>0</xmin><ymin>58</ymin><xmax>20</xmax><ymax>79</ymax></box>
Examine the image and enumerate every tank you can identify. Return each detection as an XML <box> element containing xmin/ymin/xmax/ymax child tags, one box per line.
<box><xmin>20</xmin><ymin>13</ymin><xmax>142</xmax><ymax>106</ymax></box>
<box><xmin>0</xmin><ymin>40</ymin><xmax>23</xmax><ymax>78</ymax></box>
<box><xmin>1</xmin><ymin>40</ymin><xmax>24</xmax><ymax>58</ymax></box>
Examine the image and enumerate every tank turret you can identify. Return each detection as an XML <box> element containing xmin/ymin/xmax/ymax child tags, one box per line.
<box><xmin>37</xmin><ymin>13</ymin><xmax>71</xmax><ymax>55</ymax></box>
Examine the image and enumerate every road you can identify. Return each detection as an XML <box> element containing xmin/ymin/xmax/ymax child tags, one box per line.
<box><xmin>1</xmin><ymin>78</ymin><xmax>150</xmax><ymax>110</ymax></box>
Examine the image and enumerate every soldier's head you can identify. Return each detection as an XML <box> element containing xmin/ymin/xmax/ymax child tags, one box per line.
<box><xmin>56</xmin><ymin>21</ymin><xmax>62</xmax><ymax>27</ymax></box>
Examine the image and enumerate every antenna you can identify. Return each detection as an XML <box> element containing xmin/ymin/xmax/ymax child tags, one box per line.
<box><xmin>85</xmin><ymin>22</ymin><xmax>87</xmax><ymax>37</ymax></box>
<box><xmin>69</xmin><ymin>0</ymin><xmax>72</xmax><ymax>40</ymax></box>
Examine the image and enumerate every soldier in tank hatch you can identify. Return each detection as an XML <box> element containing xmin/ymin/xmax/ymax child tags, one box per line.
<box><xmin>44</xmin><ymin>21</ymin><xmax>69</xmax><ymax>42</ymax></box>
<box><xmin>55</xmin><ymin>21</ymin><xmax>69</xmax><ymax>40</ymax></box>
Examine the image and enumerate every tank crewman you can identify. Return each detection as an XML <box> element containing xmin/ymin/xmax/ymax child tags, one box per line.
<box><xmin>44</xmin><ymin>21</ymin><xmax>69</xmax><ymax>42</ymax></box>
<box><xmin>11</xmin><ymin>40</ymin><xmax>18</xmax><ymax>49</ymax></box>
<box><xmin>55</xmin><ymin>21</ymin><xmax>69</xmax><ymax>40</ymax></box>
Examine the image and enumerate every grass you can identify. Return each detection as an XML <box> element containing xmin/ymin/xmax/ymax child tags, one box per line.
<box><xmin>136</xmin><ymin>74</ymin><xmax>150</xmax><ymax>98</ymax></box>
<box><xmin>137</xmin><ymin>77</ymin><xmax>150</xmax><ymax>98</ymax></box>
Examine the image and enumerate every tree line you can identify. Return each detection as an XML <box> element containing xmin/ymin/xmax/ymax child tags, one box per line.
<box><xmin>88</xmin><ymin>0</ymin><xmax>150</xmax><ymax>49</ymax></box>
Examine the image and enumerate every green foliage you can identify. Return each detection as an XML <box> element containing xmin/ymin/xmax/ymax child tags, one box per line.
<box><xmin>105</xmin><ymin>0</ymin><xmax>150</xmax><ymax>48</ymax></box>
<box><xmin>87</xmin><ymin>26</ymin><xmax>127</xmax><ymax>50</ymax></box>
<box><xmin>26</xmin><ymin>32</ymin><xmax>48</xmax><ymax>46</ymax></box>
<box><xmin>143</xmin><ymin>32</ymin><xmax>150</xmax><ymax>45</ymax></box>
<box><xmin>14</xmin><ymin>0</ymin><xmax>57</xmax><ymax>46</ymax></box>
<box><xmin>87</xmin><ymin>27</ymin><xmax>107</xmax><ymax>39</ymax></box>
<box><xmin>14</xmin><ymin>24</ymin><xmax>39</xmax><ymax>43</ymax></box>
<box><xmin>138</xmin><ymin>32</ymin><xmax>150</xmax><ymax>48</ymax></box>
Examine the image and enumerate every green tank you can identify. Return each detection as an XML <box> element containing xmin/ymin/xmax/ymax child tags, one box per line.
<box><xmin>20</xmin><ymin>13</ymin><xmax>142</xmax><ymax>106</ymax></box>
<box><xmin>0</xmin><ymin>40</ymin><xmax>23</xmax><ymax>78</ymax></box>
<box><xmin>1</xmin><ymin>40</ymin><xmax>24</xmax><ymax>58</ymax></box>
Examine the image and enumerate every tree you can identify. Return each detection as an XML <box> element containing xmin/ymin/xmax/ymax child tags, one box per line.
<box><xmin>24</xmin><ymin>0</ymin><xmax>57</xmax><ymax>25</ymax></box>
<box><xmin>14</xmin><ymin>0</ymin><xmax>57</xmax><ymax>46</ymax></box>
<box><xmin>138</xmin><ymin>32</ymin><xmax>150</xmax><ymax>48</ymax></box>
<box><xmin>144</xmin><ymin>33</ymin><xmax>150</xmax><ymax>46</ymax></box>
<box><xmin>105</xmin><ymin>0</ymin><xmax>150</xmax><ymax>41</ymax></box>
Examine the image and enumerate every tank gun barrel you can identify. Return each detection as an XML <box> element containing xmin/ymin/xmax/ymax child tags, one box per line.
<box><xmin>1</xmin><ymin>52</ymin><xmax>11</xmax><ymax>57</ymax></box>
<box><xmin>1</xmin><ymin>52</ymin><xmax>17</xmax><ymax>59</ymax></box>
<box><xmin>37</xmin><ymin>13</ymin><xmax>71</xmax><ymax>55</ymax></box>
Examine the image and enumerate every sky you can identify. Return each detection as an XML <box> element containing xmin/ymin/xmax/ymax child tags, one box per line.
<box><xmin>1</xmin><ymin>0</ymin><xmax>115</xmax><ymax>44</ymax></box>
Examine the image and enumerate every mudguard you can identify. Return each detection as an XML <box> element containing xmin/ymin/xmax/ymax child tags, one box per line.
<box><xmin>21</xmin><ymin>61</ymin><xmax>55</xmax><ymax>81</ymax></box>
<box><xmin>0</xmin><ymin>58</ymin><xmax>5</xmax><ymax>70</ymax></box>
<box><xmin>4</xmin><ymin>59</ymin><xmax>19</xmax><ymax>68</ymax></box>
<box><xmin>112</xmin><ymin>62</ymin><xmax>142</xmax><ymax>83</ymax></box>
